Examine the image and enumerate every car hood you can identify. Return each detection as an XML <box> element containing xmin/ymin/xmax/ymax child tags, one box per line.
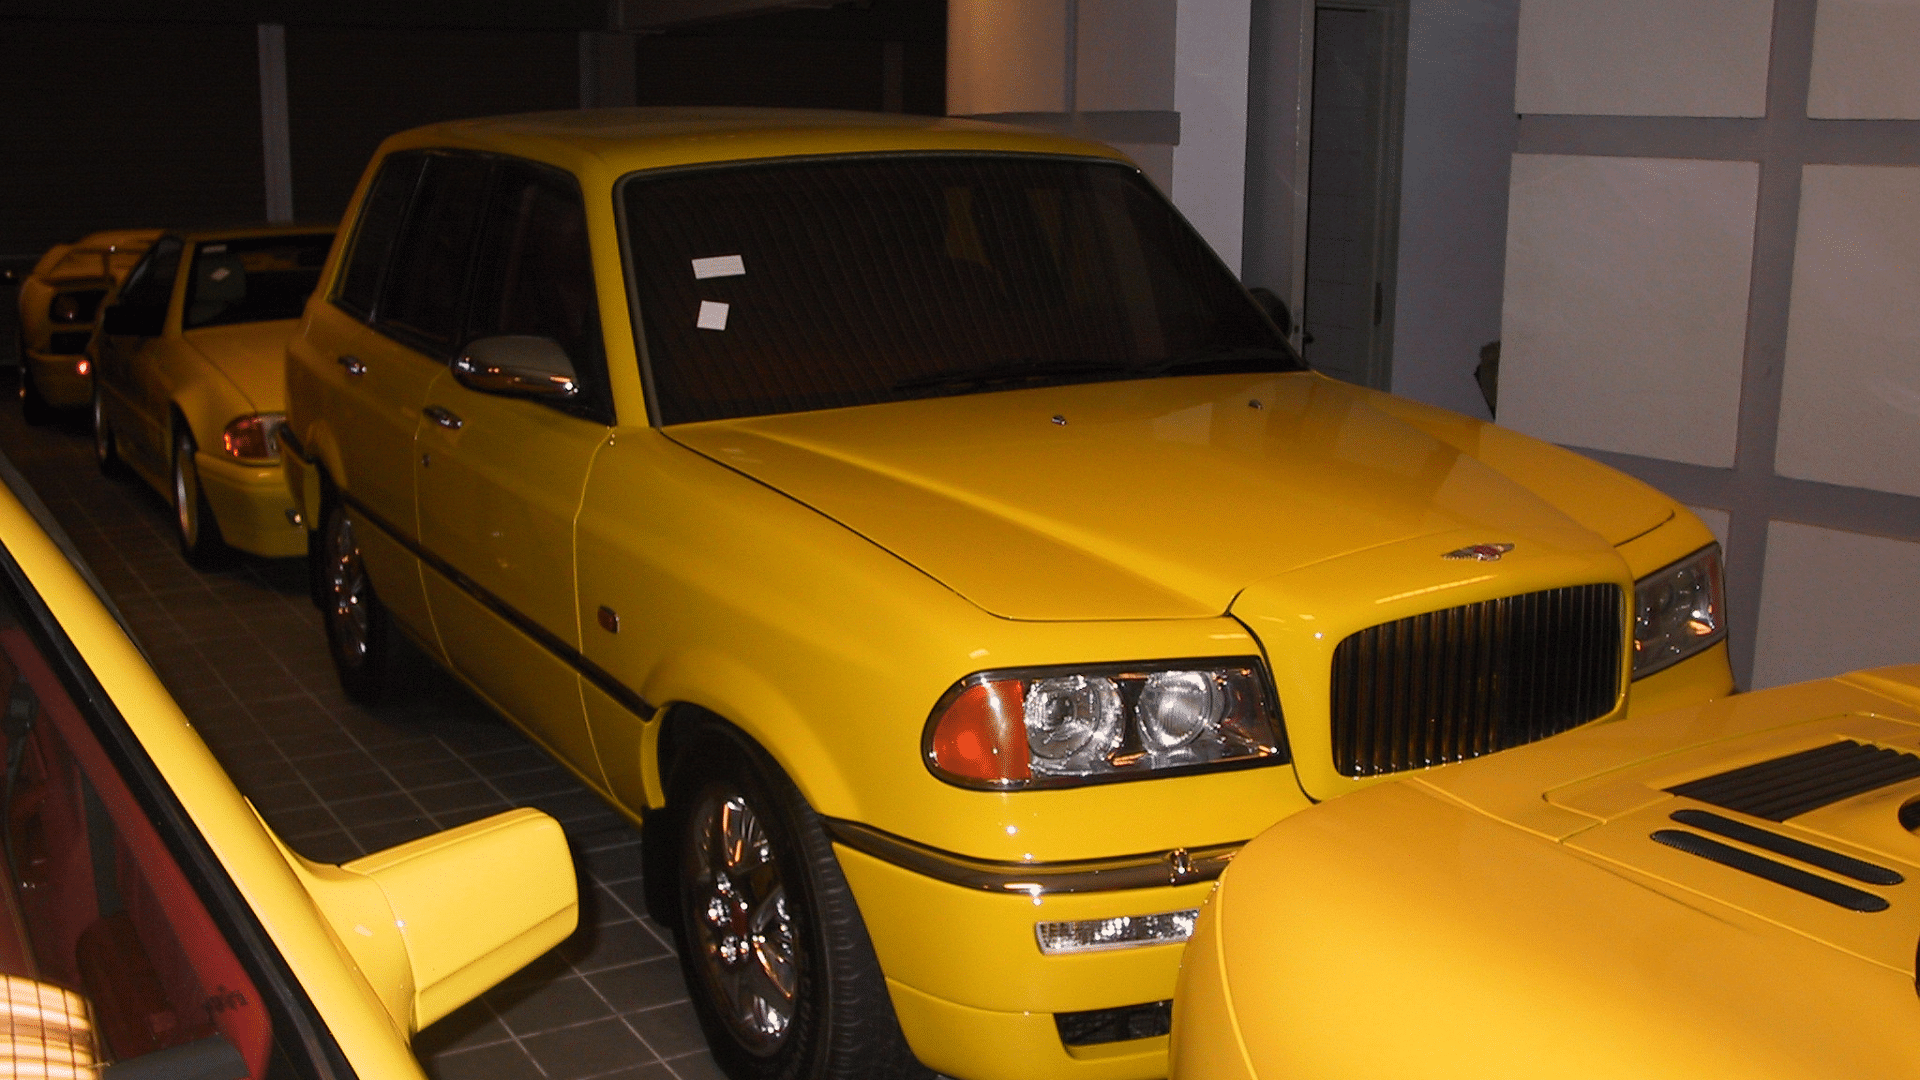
<box><xmin>666</xmin><ymin>372</ymin><xmax>1673</xmax><ymax>621</ymax></box>
<box><xmin>1411</xmin><ymin>664</ymin><xmax>1920</xmax><ymax>978</ymax></box>
<box><xmin>182</xmin><ymin>320</ymin><xmax>296</xmax><ymax>413</ymax></box>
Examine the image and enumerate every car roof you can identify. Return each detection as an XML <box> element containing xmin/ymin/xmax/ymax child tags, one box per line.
<box><xmin>380</xmin><ymin>106</ymin><xmax>1131</xmax><ymax>182</ymax></box>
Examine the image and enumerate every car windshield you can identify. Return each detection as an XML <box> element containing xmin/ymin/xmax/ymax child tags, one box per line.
<box><xmin>620</xmin><ymin>154</ymin><xmax>1301</xmax><ymax>425</ymax></box>
<box><xmin>182</xmin><ymin>234</ymin><xmax>332</xmax><ymax>330</ymax></box>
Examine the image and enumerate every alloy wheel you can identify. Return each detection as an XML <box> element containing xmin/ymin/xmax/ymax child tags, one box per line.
<box><xmin>686</xmin><ymin>789</ymin><xmax>801</xmax><ymax>1055</ymax></box>
<box><xmin>325</xmin><ymin>512</ymin><xmax>371</xmax><ymax>663</ymax></box>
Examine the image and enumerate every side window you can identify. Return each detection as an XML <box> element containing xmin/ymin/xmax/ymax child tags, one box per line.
<box><xmin>468</xmin><ymin>162</ymin><xmax>611</xmax><ymax>419</ymax></box>
<box><xmin>377</xmin><ymin>154</ymin><xmax>491</xmax><ymax>355</ymax></box>
<box><xmin>334</xmin><ymin>153</ymin><xmax>424</xmax><ymax>320</ymax></box>
<box><xmin>113</xmin><ymin>238</ymin><xmax>183</xmax><ymax>317</ymax></box>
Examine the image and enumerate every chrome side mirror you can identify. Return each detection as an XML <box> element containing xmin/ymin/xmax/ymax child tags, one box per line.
<box><xmin>452</xmin><ymin>335</ymin><xmax>581</xmax><ymax>401</ymax></box>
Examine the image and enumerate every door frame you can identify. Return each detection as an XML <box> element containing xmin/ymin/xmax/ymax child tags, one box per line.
<box><xmin>1296</xmin><ymin>0</ymin><xmax>1409</xmax><ymax>391</ymax></box>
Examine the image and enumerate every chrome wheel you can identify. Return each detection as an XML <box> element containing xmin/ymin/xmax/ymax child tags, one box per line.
<box><xmin>325</xmin><ymin>511</ymin><xmax>371</xmax><ymax>664</ymax></box>
<box><xmin>687</xmin><ymin>789</ymin><xmax>801</xmax><ymax>1055</ymax></box>
<box><xmin>172</xmin><ymin>430</ymin><xmax>201</xmax><ymax>549</ymax></box>
<box><xmin>91</xmin><ymin>389</ymin><xmax>113</xmax><ymax>470</ymax></box>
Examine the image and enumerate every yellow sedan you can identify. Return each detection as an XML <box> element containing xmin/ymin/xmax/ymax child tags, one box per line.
<box><xmin>1173</xmin><ymin>665</ymin><xmax>1920</xmax><ymax>1079</ymax></box>
<box><xmin>92</xmin><ymin>226</ymin><xmax>332</xmax><ymax>565</ymax></box>
<box><xmin>0</xmin><ymin>451</ymin><xmax>576</xmax><ymax>1079</ymax></box>
<box><xmin>14</xmin><ymin>228</ymin><xmax>160</xmax><ymax>423</ymax></box>
<box><xmin>283</xmin><ymin>109</ymin><xmax>1735</xmax><ymax>1080</ymax></box>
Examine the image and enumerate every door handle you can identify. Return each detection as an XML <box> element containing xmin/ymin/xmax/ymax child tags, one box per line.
<box><xmin>337</xmin><ymin>354</ymin><xmax>366</xmax><ymax>377</ymax></box>
<box><xmin>424</xmin><ymin>405</ymin><xmax>463</xmax><ymax>431</ymax></box>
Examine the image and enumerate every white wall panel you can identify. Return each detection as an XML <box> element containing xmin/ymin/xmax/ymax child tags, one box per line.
<box><xmin>1499</xmin><ymin>154</ymin><xmax>1757</xmax><ymax>466</ymax></box>
<box><xmin>1515</xmin><ymin>0</ymin><xmax>1773</xmax><ymax>117</ymax></box>
<box><xmin>1690</xmin><ymin>506</ymin><xmax>1731</xmax><ymax>550</ymax></box>
<box><xmin>1170</xmin><ymin>0</ymin><xmax>1251</xmax><ymax>271</ymax></box>
<box><xmin>1752</xmin><ymin>521</ymin><xmax>1920</xmax><ymax>688</ymax></box>
<box><xmin>1776</xmin><ymin>165</ymin><xmax>1920</xmax><ymax>497</ymax></box>
<box><xmin>1809</xmin><ymin>0</ymin><xmax>1920</xmax><ymax>118</ymax></box>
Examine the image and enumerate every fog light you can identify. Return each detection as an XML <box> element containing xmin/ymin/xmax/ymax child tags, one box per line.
<box><xmin>1035</xmin><ymin>909</ymin><xmax>1197</xmax><ymax>955</ymax></box>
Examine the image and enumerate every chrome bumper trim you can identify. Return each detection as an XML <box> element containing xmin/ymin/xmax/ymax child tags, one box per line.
<box><xmin>824</xmin><ymin>818</ymin><xmax>1240</xmax><ymax>895</ymax></box>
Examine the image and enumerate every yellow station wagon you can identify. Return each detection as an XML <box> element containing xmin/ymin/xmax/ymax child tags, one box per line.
<box><xmin>280</xmin><ymin>108</ymin><xmax>1734</xmax><ymax>1080</ymax></box>
<box><xmin>1173</xmin><ymin>665</ymin><xmax>1920</xmax><ymax>1080</ymax></box>
<box><xmin>92</xmin><ymin>225</ymin><xmax>333</xmax><ymax>565</ymax></box>
<box><xmin>0</xmin><ymin>452</ymin><xmax>575</xmax><ymax>1079</ymax></box>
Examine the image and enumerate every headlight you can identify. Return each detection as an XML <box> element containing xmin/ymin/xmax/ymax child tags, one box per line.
<box><xmin>1633</xmin><ymin>543</ymin><xmax>1726</xmax><ymax>678</ymax></box>
<box><xmin>924</xmin><ymin>658</ymin><xmax>1284</xmax><ymax>788</ymax></box>
<box><xmin>221</xmin><ymin>413</ymin><xmax>285</xmax><ymax>462</ymax></box>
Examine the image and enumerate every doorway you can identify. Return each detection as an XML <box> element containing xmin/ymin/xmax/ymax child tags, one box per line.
<box><xmin>1301</xmin><ymin>0</ymin><xmax>1407</xmax><ymax>390</ymax></box>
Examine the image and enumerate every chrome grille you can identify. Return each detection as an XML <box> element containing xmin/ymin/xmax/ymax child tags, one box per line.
<box><xmin>1330</xmin><ymin>584</ymin><xmax>1624</xmax><ymax>777</ymax></box>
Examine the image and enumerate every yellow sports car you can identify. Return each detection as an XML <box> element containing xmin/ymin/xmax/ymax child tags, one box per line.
<box><xmin>281</xmin><ymin>108</ymin><xmax>1734</xmax><ymax>1080</ymax></box>
<box><xmin>14</xmin><ymin>229</ymin><xmax>160</xmax><ymax>423</ymax></box>
<box><xmin>0</xmin><ymin>450</ymin><xmax>576</xmax><ymax>1079</ymax></box>
<box><xmin>1172</xmin><ymin>665</ymin><xmax>1920</xmax><ymax>1080</ymax></box>
<box><xmin>92</xmin><ymin>226</ymin><xmax>333</xmax><ymax>566</ymax></box>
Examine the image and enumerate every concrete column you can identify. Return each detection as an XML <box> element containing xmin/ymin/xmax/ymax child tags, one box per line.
<box><xmin>257</xmin><ymin>23</ymin><xmax>293</xmax><ymax>222</ymax></box>
<box><xmin>579</xmin><ymin>31</ymin><xmax>637</xmax><ymax>109</ymax></box>
<box><xmin>1172</xmin><ymin>0</ymin><xmax>1252</xmax><ymax>271</ymax></box>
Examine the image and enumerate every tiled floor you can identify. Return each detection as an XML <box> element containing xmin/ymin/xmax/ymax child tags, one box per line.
<box><xmin>0</xmin><ymin>389</ymin><xmax>725</xmax><ymax>1080</ymax></box>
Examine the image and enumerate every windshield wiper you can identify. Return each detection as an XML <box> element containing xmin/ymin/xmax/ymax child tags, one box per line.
<box><xmin>891</xmin><ymin>359</ymin><xmax>1137</xmax><ymax>394</ymax></box>
<box><xmin>1144</xmin><ymin>346</ymin><xmax>1303</xmax><ymax>376</ymax></box>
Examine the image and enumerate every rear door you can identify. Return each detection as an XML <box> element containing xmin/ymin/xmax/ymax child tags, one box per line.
<box><xmin>413</xmin><ymin>160</ymin><xmax>612</xmax><ymax>784</ymax></box>
<box><xmin>294</xmin><ymin>151</ymin><xmax>489</xmax><ymax>638</ymax></box>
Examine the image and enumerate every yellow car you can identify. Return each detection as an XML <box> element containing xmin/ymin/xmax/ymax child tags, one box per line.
<box><xmin>92</xmin><ymin>226</ymin><xmax>333</xmax><ymax>566</ymax></box>
<box><xmin>1172</xmin><ymin>665</ymin><xmax>1920</xmax><ymax>1080</ymax></box>
<box><xmin>280</xmin><ymin>108</ymin><xmax>1735</xmax><ymax>1080</ymax></box>
<box><xmin>15</xmin><ymin>229</ymin><xmax>161</xmax><ymax>423</ymax></box>
<box><xmin>0</xmin><ymin>450</ymin><xmax>576</xmax><ymax>1079</ymax></box>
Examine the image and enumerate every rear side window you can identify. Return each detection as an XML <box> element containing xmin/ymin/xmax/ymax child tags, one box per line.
<box><xmin>184</xmin><ymin>234</ymin><xmax>333</xmax><ymax>330</ymax></box>
<box><xmin>377</xmin><ymin>154</ymin><xmax>491</xmax><ymax>355</ymax></box>
<box><xmin>334</xmin><ymin>153</ymin><xmax>423</xmax><ymax>320</ymax></box>
<box><xmin>467</xmin><ymin>162</ymin><xmax>611</xmax><ymax>421</ymax></box>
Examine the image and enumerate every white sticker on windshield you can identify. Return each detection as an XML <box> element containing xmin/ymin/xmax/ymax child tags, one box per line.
<box><xmin>210</xmin><ymin>267</ymin><xmax>232</xmax><ymax>282</ymax></box>
<box><xmin>697</xmin><ymin>300</ymin><xmax>731</xmax><ymax>331</ymax></box>
<box><xmin>692</xmin><ymin>255</ymin><xmax>746</xmax><ymax>280</ymax></box>
<box><xmin>202</xmin><ymin>243</ymin><xmax>227</xmax><ymax>254</ymax></box>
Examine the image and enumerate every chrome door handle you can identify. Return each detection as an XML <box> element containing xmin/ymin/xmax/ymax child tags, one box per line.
<box><xmin>337</xmin><ymin>355</ymin><xmax>366</xmax><ymax>377</ymax></box>
<box><xmin>423</xmin><ymin>405</ymin><xmax>463</xmax><ymax>431</ymax></box>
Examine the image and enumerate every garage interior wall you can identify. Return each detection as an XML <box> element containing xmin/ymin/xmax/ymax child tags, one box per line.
<box><xmin>1241</xmin><ymin>0</ymin><xmax>1520</xmax><ymax>417</ymax></box>
<box><xmin>945</xmin><ymin>0</ymin><xmax>1251</xmax><ymax>270</ymax></box>
<box><xmin>1499</xmin><ymin>0</ymin><xmax>1920</xmax><ymax>690</ymax></box>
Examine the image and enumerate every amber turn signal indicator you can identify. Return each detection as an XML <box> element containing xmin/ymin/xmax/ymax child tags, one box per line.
<box><xmin>929</xmin><ymin>679</ymin><xmax>1030</xmax><ymax>783</ymax></box>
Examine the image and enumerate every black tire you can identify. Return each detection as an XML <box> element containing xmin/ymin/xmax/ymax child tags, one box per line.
<box><xmin>320</xmin><ymin>499</ymin><xmax>388</xmax><ymax>703</ymax></box>
<box><xmin>91</xmin><ymin>382</ymin><xmax>121</xmax><ymax>475</ymax></box>
<box><xmin>670</xmin><ymin>725</ymin><xmax>928</xmax><ymax>1080</ymax></box>
<box><xmin>171</xmin><ymin>425</ymin><xmax>228</xmax><ymax>568</ymax></box>
<box><xmin>20</xmin><ymin>367</ymin><xmax>51</xmax><ymax>427</ymax></box>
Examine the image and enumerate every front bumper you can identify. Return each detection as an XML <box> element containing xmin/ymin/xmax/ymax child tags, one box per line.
<box><xmin>195</xmin><ymin>452</ymin><xmax>305</xmax><ymax>558</ymax></box>
<box><xmin>836</xmin><ymin>838</ymin><xmax>1223</xmax><ymax>1080</ymax></box>
<box><xmin>23</xmin><ymin>351</ymin><xmax>92</xmax><ymax>408</ymax></box>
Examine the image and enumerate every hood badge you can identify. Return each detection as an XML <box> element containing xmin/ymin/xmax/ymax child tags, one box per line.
<box><xmin>1444</xmin><ymin>542</ymin><xmax>1514</xmax><ymax>562</ymax></box>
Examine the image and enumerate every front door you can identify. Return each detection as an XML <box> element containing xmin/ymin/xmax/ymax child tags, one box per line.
<box><xmin>414</xmin><ymin>161</ymin><xmax>611</xmax><ymax>786</ymax></box>
<box><xmin>94</xmin><ymin>237</ymin><xmax>182</xmax><ymax>481</ymax></box>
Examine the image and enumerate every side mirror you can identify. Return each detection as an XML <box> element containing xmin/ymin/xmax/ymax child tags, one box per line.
<box><xmin>452</xmin><ymin>335</ymin><xmax>581</xmax><ymax>401</ymax></box>
<box><xmin>281</xmin><ymin>807</ymin><xmax>578</xmax><ymax>1032</ymax></box>
<box><xmin>101</xmin><ymin>304</ymin><xmax>162</xmax><ymax>338</ymax></box>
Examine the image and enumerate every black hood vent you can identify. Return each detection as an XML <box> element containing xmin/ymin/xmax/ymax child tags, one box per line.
<box><xmin>1668</xmin><ymin>740</ymin><xmax>1920</xmax><ymax>821</ymax></box>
